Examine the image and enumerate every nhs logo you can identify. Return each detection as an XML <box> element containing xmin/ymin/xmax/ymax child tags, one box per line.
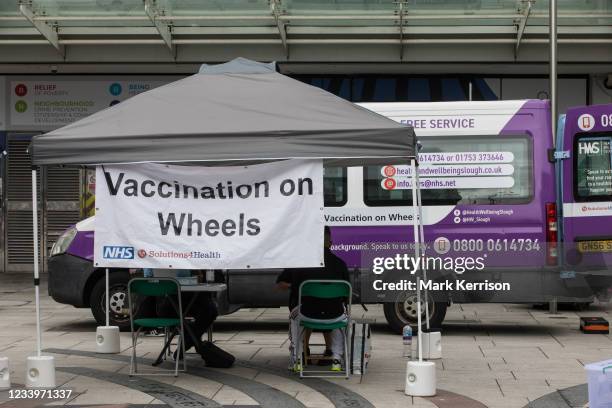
<box><xmin>103</xmin><ymin>246</ymin><xmax>134</xmax><ymax>259</ymax></box>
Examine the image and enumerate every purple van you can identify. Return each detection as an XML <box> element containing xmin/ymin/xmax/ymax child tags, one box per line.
<box><xmin>47</xmin><ymin>100</ymin><xmax>612</xmax><ymax>333</ymax></box>
<box><xmin>558</xmin><ymin>104</ymin><xmax>612</xmax><ymax>278</ymax></box>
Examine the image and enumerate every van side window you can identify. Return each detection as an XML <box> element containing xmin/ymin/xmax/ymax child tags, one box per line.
<box><xmin>324</xmin><ymin>166</ymin><xmax>347</xmax><ymax>207</ymax></box>
<box><xmin>364</xmin><ymin>136</ymin><xmax>532</xmax><ymax>206</ymax></box>
<box><xmin>574</xmin><ymin>134</ymin><xmax>612</xmax><ymax>201</ymax></box>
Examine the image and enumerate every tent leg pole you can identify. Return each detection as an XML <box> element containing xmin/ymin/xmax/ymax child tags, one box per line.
<box><xmin>414</xmin><ymin>162</ymin><xmax>430</xmax><ymax>330</ymax></box>
<box><xmin>105</xmin><ymin>268</ymin><xmax>110</xmax><ymax>327</ymax></box>
<box><xmin>405</xmin><ymin>159</ymin><xmax>436</xmax><ymax>398</ymax></box>
<box><xmin>26</xmin><ymin>168</ymin><xmax>54</xmax><ymax>389</ymax></box>
<box><xmin>410</xmin><ymin>159</ymin><xmax>423</xmax><ymax>363</ymax></box>
<box><xmin>32</xmin><ymin>169</ymin><xmax>41</xmax><ymax>358</ymax></box>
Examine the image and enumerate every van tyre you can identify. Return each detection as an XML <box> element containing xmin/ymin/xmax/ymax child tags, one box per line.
<box><xmin>90</xmin><ymin>273</ymin><xmax>132</xmax><ymax>331</ymax></box>
<box><xmin>384</xmin><ymin>298</ymin><xmax>447</xmax><ymax>334</ymax></box>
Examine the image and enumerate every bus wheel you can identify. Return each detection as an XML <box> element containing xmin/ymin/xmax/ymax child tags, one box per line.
<box><xmin>383</xmin><ymin>295</ymin><xmax>447</xmax><ymax>334</ymax></box>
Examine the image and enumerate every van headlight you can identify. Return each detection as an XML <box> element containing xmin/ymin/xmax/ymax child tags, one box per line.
<box><xmin>50</xmin><ymin>227</ymin><xmax>77</xmax><ymax>256</ymax></box>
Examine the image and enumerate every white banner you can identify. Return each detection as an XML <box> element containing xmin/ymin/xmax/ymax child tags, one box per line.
<box><xmin>94</xmin><ymin>160</ymin><xmax>324</xmax><ymax>269</ymax></box>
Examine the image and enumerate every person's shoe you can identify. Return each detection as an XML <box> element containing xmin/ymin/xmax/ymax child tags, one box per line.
<box><xmin>145</xmin><ymin>329</ymin><xmax>163</xmax><ymax>336</ymax></box>
<box><xmin>331</xmin><ymin>359</ymin><xmax>342</xmax><ymax>372</ymax></box>
<box><xmin>293</xmin><ymin>361</ymin><xmax>302</xmax><ymax>373</ymax></box>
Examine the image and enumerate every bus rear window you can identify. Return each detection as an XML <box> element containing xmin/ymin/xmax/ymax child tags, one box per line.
<box><xmin>324</xmin><ymin>166</ymin><xmax>347</xmax><ymax>207</ymax></box>
<box><xmin>574</xmin><ymin>134</ymin><xmax>612</xmax><ymax>201</ymax></box>
<box><xmin>364</xmin><ymin>136</ymin><xmax>532</xmax><ymax>206</ymax></box>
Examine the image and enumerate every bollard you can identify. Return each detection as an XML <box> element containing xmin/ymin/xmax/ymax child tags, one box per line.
<box><xmin>25</xmin><ymin>355</ymin><xmax>55</xmax><ymax>389</ymax></box>
<box><xmin>421</xmin><ymin>330</ymin><xmax>442</xmax><ymax>360</ymax></box>
<box><xmin>405</xmin><ymin>360</ymin><xmax>436</xmax><ymax>396</ymax></box>
<box><xmin>96</xmin><ymin>326</ymin><xmax>121</xmax><ymax>354</ymax></box>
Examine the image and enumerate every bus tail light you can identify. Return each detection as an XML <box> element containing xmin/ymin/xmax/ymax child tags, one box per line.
<box><xmin>546</xmin><ymin>202</ymin><xmax>558</xmax><ymax>265</ymax></box>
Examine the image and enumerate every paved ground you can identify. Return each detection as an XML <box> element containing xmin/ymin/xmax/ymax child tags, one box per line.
<box><xmin>0</xmin><ymin>273</ymin><xmax>610</xmax><ymax>408</ymax></box>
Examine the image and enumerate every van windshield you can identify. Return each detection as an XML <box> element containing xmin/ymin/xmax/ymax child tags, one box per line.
<box><xmin>575</xmin><ymin>134</ymin><xmax>612</xmax><ymax>200</ymax></box>
<box><xmin>364</xmin><ymin>135</ymin><xmax>533</xmax><ymax>206</ymax></box>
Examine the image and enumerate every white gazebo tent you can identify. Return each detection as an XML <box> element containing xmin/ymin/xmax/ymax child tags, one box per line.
<box><xmin>26</xmin><ymin>58</ymin><xmax>433</xmax><ymax>394</ymax></box>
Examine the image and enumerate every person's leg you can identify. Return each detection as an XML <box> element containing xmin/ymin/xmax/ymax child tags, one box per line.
<box><xmin>186</xmin><ymin>293</ymin><xmax>218</xmax><ymax>354</ymax></box>
<box><xmin>315</xmin><ymin>331</ymin><xmax>333</xmax><ymax>366</ymax></box>
<box><xmin>330</xmin><ymin>328</ymin><xmax>345</xmax><ymax>371</ymax></box>
<box><xmin>323</xmin><ymin>331</ymin><xmax>332</xmax><ymax>350</ymax></box>
<box><xmin>329</xmin><ymin>329</ymin><xmax>345</xmax><ymax>360</ymax></box>
<box><xmin>303</xmin><ymin>329</ymin><xmax>312</xmax><ymax>355</ymax></box>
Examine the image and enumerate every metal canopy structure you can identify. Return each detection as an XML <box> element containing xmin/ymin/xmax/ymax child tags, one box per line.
<box><xmin>1</xmin><ymin>0</ymin><xmax>611</xmax><ymax>65</ymax></box>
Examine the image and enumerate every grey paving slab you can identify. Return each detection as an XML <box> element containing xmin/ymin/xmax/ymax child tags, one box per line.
<box><xmin>523</xmin><ymin>383</ymin><xmax>588</xmax><ymax>408</ymax></box>
<box><xmin>47</xmin><ymin>349</ymin><xmax>307</xmax><ymax>408</ymax></box>
<box><xmin>238</xmin><ymin>361</ymin><xmax>376</xmax><ymax>408</ymax></box>
<box><xmin>59</xmin><ymin>366</ymin><xmax>222</xmax><ymax>407</ymax></box>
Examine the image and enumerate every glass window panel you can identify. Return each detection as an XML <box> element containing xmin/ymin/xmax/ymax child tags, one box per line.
<box><xmin>298</xmin><ymin>77</ymin><xmax>351</xmax><ymax>100</ymax></box>
<box><xmin>1</xmin><ymin>0</ymin><xmax>608</xmax><ymax>29</ymax></box>
<box><xmin>352</xmin><ymin>78</ymin><xmax>398</xmax><ymax>102</ymax></box>
<box><xmin>324</xmin><ymin>167</ymin><xmax>347</xmax><ymax>207</ymax></box>
<box><xmin>473</xmin><ymin>78</ymin><xmax>500</xmax><ymax>101</ymax></box>
<box><xmin>407</xmin><ymin>79</ymin><xmax>431</xmax><ymax>102</ymax></box>
<box><xmin>32</xmin><ymin>0</ymin><xmax>145</xmax><ymax>16</ymax></box>
<box><xmin>441</xmin><ymin>78</ymin><xmax>467</xmax><ymax>101</ymax></box>
<box><xmin>283</xmin><ymin>0</ymin><xmax>396</xmax><ymax>14</ymax></box>
<box><xmin>575</xmin><ymin>135</ymin><xmax>612</xmax><ymax>200</ymax></box>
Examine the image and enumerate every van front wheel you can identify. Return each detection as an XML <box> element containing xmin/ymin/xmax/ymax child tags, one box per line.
<box><xmin>90</xmin><ymin>274</ymin><xmax>131</xmax><ymax>331</ymax></box>
<box><xmin>383</xmin><ymin>296</ymin><xmax>447</xmax><ymax>334</ymax></box>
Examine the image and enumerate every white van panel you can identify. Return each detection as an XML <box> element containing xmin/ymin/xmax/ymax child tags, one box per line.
<box><xmin>358</xmin><ymin>100</ymin><xmax>528</xmax><ymax>136</ymax></box>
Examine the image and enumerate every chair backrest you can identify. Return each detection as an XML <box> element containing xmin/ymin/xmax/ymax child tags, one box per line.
<box><xmin>129</xmin><ymin>278</ymin><xmax>179</xmax><ymax>297</ymax></box>
<box><xmin>299</xmin><ymin>280</ymin><xmax>351</xmax><ymax>299</ymax></box>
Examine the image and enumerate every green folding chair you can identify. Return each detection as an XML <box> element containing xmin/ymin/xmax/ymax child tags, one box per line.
<box><xmin>297</xmin><ymin>279</ymin><xmax>352</xmax><ymax>379</ymax></box>
<box><xmin>128</xmin><ymin>278</ymin><xmax>186</xmax><ymax>377</ymax></box>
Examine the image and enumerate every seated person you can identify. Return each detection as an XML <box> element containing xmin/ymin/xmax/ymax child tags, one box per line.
<box><xmin>143</xmin><ymin>269</ymin><xmax>218</xmax><ymax>360</ymax></box>
<box><xmin>276</xmin><ymin>226</ymin><xmax>350</xmax><ymax>372</ymax></box>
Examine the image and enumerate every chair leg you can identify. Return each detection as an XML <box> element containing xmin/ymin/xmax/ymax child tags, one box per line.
<box><xmin>180</xmin><ymin>323</ymin><xmax>187</xmax><ymax>373</ymax></box>
<box><xmin>298</xmin><ymin>326</ymin><xmax>304</xmax><ymax>378</ymax></box>
<box><xmin>207</xmin><ymin>325</ymin><xmax>213</xmax><ymax>342</ymax></box>
<box><xmin>174</xmin><ymin>328</ymin><xmax>179</xmax><ymax>377</ymax></box>
<box><xmin>299</xmin><ymin>345</ymin><xmax>304</xmax><ymax>378</ymax></box>
<box><xmin>130</xmin><ymin>330</ymin><xmax>135</xmax><ymax>376</ymax></box>
<box><xmin>131</xmin><ymin>327</ymin><xmax>142</xmax><ymax>376</ymax></box>
<box><xmin>344</xmin><ymin>327</ymin><xmax>350</xmax><ymax>379</ymax></box>
<box><xmin>164</xmin><ymin>328</ymin><xmax>170</xmax><ymax>359</ymax></box>
<box><xmin>302</xmin><ymin>337</ymin><xmax>308</xmax><ymax>368</ymax></box>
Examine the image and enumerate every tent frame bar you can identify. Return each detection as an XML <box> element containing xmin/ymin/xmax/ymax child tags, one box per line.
<box><xmin>31</xmin><ymin>168</ymin><xmax>42</xmax><ymax>357</ymax></box>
